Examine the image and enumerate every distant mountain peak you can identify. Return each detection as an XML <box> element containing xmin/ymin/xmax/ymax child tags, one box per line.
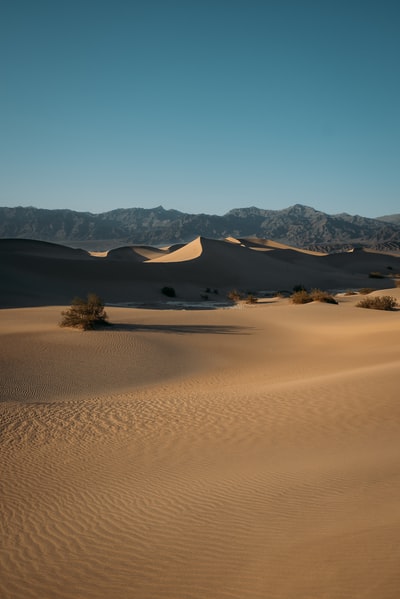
<box><xmin>0</xmin><ymin>204</ymin><xmax>399</xmax><ymax>251</ymax></box>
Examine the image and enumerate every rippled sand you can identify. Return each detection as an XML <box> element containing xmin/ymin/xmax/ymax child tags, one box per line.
<box><xmin>1</xmin><ymin>292</ymin><xmax>400</xmax><ymax>598</ymax></box>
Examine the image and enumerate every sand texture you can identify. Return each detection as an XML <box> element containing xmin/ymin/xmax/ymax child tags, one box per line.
<box><xmin>1</xmin><ymin>287</ymin><xmax>400</xmax><ymax>598</ymax></box>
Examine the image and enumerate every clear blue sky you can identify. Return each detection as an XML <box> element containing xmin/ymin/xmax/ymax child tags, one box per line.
<box><xmin>1</xmin><ymin>0</ymin><xmax>399</xmax><ymax>217</ymax></box>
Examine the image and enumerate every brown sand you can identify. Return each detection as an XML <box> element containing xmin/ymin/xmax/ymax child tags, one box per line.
<box><xmin>1</xmin><ymin>237</ymin><xmax>399</xmax><ymax>307</ymax></box>
<box><xmin>1</xmin><ymin>287</ymin><xmax>400</xmax><ymax>598</ymax></box>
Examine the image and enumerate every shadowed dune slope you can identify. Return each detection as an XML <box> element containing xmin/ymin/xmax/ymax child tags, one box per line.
<box><xmin>235</xmin><ymin>237</ymin><xmax>327</xmax><ymax>255</ymax></box>
<box><xmin>107</xmin><ymin>245</ymin><xmax>168</xmax><ymax>261</ymax></box>
<box><xmin>0</xmin><ymin>237</ymin><xmax>398</xmax><ymax>308</ymax></box>
<box><xmin>0</xmin><ymin>237</ymin><xmax>91</xmax><ymax>259</ymax></box>
<box><xmin>324</xmin><ymin>247</ymin><xmax>400</xmax><ymax>274</ymax></box>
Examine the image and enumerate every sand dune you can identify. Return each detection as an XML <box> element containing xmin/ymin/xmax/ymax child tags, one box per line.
<box><xmin>106</xmin><ymin>245</ymin><xmax>168</xmax><ymax>261</ymax></box>
<box><xmin>148</xmin><ymin>236</ymin><xmax>204</xmax><ymax>262</ymax></box>
<box><xmin>1</xmin><ymin>286</ymin><xmax>400</xmax><ymax>598</ymax></box>
<box><xmin>1</xmin><ymin>236</ymin><xmax>399</xmax><ymax>307</ymax></box>
<box><xmin>234</xmin><ymin>236</ymin><xmax>327</xmax><ymax>255</ymax></box>
<box><xmin>1</xmin><ymin>236</ymin><xmax>400</xmax><ymax>597</ymax></box>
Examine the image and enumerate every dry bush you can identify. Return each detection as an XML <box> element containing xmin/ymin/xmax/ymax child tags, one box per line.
<box><xmin>291</xmin><ymin>289</ymin><xmax>338</xmax><ymax>305</ymax></box>
<box><xmin>291</xmin><ymin>290</ymin><xmax>313</xmax><ymax>304</ymax></box>
<box><xmin>310</xmin><ymin>289</ymin><xmax>338</xmax><ymax>304</ymax></box>
<box><xmin>60</xmin><ymin>293</ymin><xmax>109</xmax><ymax>330</ymax></box>
<box><xmin>356</xmin><ymin>295</ymin><xmax>398</xmax><ymax>311</ymax></box>
<box><xmin>358</xmin><ymin>288</ymin><xmax>375</xmax><ymax>295</ymax></box>
<box><xmin>161</xmin><ymin>286</ymin><xmax>176</xmax><ymax>297</ymax></box>
<box><xmin>245</xmin><ymin>294</ymin><xmax>258</xmax><ymax>304</ymax></box>
<box><xmin>227</xmin><ymin>289</ymin><xmax>242</xmax><ymax>302</ymax></box>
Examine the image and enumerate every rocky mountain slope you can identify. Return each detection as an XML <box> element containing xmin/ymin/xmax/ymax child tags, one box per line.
<box><xmin>1</xmin><ymin>204</ymin><xmax>399</xmax><ymax>250</ymax></box>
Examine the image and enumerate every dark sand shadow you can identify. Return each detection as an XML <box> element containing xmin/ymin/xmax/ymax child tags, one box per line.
<box><xmin>104</xmin><ymin>323</ymin><xmax>252</xmax><ymax>335</ymax></box>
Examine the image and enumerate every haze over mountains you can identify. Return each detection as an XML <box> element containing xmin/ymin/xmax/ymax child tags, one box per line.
<box><xmin>1</xmin><ymin>204</ymin><xmax>400</xmax><ymax>251</ymax></box>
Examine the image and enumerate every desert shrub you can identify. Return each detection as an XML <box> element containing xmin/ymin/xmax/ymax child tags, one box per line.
<box><xmin>161</xmin><ymin>286</ymin><xmax>176</xmax><ymax>297</ymax></box>
<box><xmin>245</xmin><ymin>294</ymin><xmax>258</xmax><ymax>304</ymax></box>
<box><xmin>293</xmin><ymin>284</ymin><xmax>307</xmax><ymax>293</ymax></box>
<box><xmin>60</xmin><ymin>293</ymin><xmax>109</xmax><ymax>330</ymax></box>
<box><xmin>310</xmin><ymin>289</ymin><xmax>338</xmax><ymax>304</ymax></box>
<box><xmin>369</xmin><ymin>271</ymin><xmax>385</xmax><ymax>279</ymax></box>
<box><xmin>358</xmin><ymin>288</ymin><xmax>375</xmax><ymax>295</ymax></box>
<box><xmin>356</xmin><ymin>295</ymin><xmax>398</xmax><ymax>311</ymax></box>
<box><xmin>291</xmin><ymin>290</ymin><xmax>312</xmax><ymax>304</ymax></box>
<box><xmin>291</xmin><ymin>289</ymin><xmax>338</xmax><ymax>305</ymax></box>
<box><xmin>227</xmin><ymin>289</ymin><xmax>242</xmax><ymax>302</ymax></box>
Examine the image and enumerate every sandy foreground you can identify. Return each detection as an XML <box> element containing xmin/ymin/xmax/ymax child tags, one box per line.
<box><xmin>1</xmin><ymin>291</ymin><xmax>400</xmax><ymax>599</ymax></box>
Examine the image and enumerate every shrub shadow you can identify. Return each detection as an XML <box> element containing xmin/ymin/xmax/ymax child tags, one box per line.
<box><xmin>106</xmin><ymin>323</ymin><xmax>252</xmax><ymax>335</ymax></box>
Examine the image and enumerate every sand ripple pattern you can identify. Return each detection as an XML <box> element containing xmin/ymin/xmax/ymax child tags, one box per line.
<box><xmin>1</xmin><ymin>303</ymin><xmax>400</xmax><ymax>598</ymax></box>
<box><xmin>2</xmin><ymin>367</ymin><xmax>400</xmax><ymax>598</ymax></box>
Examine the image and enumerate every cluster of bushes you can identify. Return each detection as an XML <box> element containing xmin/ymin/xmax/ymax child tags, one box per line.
<box><xmin>59</xmin><ymin>286</ymin><xmax>397</xmax><ymax>330</ymax></box>
<box><xmin>291</xmin><ymin>289</ymin><xmax>338</xmax><ymax>305</ymax></box>
<box><xmin>356</xmin><ymin>295</ymin><xmax>398</xmax><ymax>311</ymax></box>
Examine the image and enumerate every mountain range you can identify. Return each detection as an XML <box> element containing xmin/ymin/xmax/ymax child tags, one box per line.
<box><xmin>1</xmin><ymin>204</ymin><xmax>399</xmax><ymax>251</ymax></box>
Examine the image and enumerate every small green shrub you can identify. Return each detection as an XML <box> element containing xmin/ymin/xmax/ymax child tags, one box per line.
<box><xmin>161</xmin><ymin>286</ymin><xmax>176</xmax><ymax>297</ymax></box>
<box><xmin>60</xmin><ymin>293</ymin><xmax>109</xmax><ymax>330</ymax></box>
<box><xmin>356</xmin><ymin>295</ymin><xmax>398</xmax><ymax>311</ymax></box>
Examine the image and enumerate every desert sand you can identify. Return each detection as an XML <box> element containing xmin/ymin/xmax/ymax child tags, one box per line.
<box><xmin>1</xmin><ymin>236</ymin><xmax>399</xmax><ymax>308</ymax></box>
<box><xmin>1</xmin><ymin>238</ymin><xmax>400</xmax><ymax>598</ymax></box>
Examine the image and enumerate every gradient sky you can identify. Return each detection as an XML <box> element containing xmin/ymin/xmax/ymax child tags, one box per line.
<box><xmin>1</xmin><ymin>0</ymin><xmax>399</xmax><ymax>217</ymax></box>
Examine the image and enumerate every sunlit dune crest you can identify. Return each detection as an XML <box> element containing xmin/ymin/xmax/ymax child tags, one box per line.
<box><xmin>148</xmin><ymin>236</ymin><xmax>204</xmax><ymax>263</ymax></box>
<box><xmin>89</xmin><ymin>250</ymin><xmax>109</xmax><ymax>257</ymax></box>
